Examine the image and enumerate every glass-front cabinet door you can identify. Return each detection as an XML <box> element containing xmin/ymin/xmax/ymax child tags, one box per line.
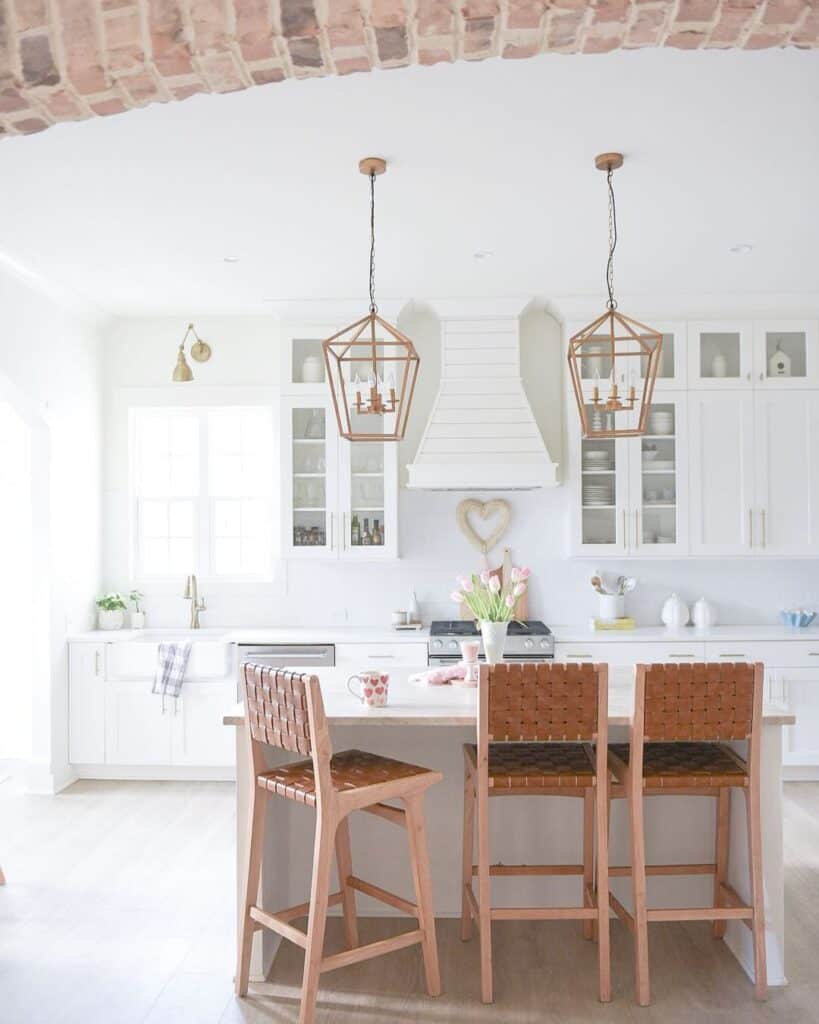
<box><xmin>338</xmin><ymin>411</ymin><xmax>398</xmax><ymax>560</ymax></box>
<box><xmin>687</xmin><ymin>321</ymin><xmax>754</xmax><ymax>388</ymax></box>
<box><xmin>567</xmin><ymin>319</ymin><xmax>686</xmax><ymax>392</ymax></box>
<box><xmin>570</xmin><ymin>398</ymin><xmax>631</xmax><ymax>555</ymax></box>
<box><xmin>753</xmin><ymin>320</ymin><xmax>819</xmax><ymax>388</ymax></box>
<box><xmin>627</xmin><ymin>394</ymin><xmax>688</xmax><ymax>557</ymax></box>
<box><xmin>282</xmin><ymin>397</ymin><xmax>338</xmax><ymax>558</ymax></box>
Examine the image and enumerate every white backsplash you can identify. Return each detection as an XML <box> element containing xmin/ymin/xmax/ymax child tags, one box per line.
<box><xmin>132</xmin><ymin>489</ymin><xmax>819</xmax><ymax>630</ymax></box>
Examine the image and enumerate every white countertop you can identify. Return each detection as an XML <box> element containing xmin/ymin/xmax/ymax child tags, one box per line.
<box><xmin>223</xmin><ymin>665</ymin><xmax>795</xmax><ymax>728</ymax></box>
<box><xmin>70</xmin><ymin>623</ymin><xmax>819</xmax><ymax>645</ymax></box>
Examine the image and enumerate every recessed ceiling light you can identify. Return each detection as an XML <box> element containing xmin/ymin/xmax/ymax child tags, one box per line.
<box><xmin>223</xmin><ymin>255</ymin><xmax>240</xmax><ymax>263</ymax></box>
<box><xmin>729</xmin><ymin>243</ymin><xmax>753</xmax><ymax>255</ymax></box>
<box><xmin>473</xmin><ymin>249</ymin><xmax>494</xmax><ymax>260</ymax></box>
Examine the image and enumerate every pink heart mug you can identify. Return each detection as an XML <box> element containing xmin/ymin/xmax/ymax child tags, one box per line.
<box><xmin>347</xmin><ymin>670</ymin><xmax>390</xmax><ymax>709</ymax></box>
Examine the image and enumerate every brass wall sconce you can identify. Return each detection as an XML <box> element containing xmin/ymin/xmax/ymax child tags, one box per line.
<box><xmin>173</xmin><ymin>323</ymin><xmax>213</xmax><ymax>382</ymax></box>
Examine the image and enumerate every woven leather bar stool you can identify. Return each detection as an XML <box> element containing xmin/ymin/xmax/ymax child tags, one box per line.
<box><xmin>461</xmin><ymin>662</ymin><xmax>611</xmax><ymax>1004</ymax></box>
<box><xmin>608</xmin><ymin>662</ymin><xmax>767</xmax><ymax>1006</ymax></box>
<box><xmin>236</xmin><ymin>664</ymin><xmax>443</xmax><ymax>1024</ymax></box>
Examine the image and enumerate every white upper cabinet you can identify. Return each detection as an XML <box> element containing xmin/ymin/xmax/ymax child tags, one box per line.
<box><xmin>282</xmin><ymin>395</ymin><xmax>398</xmax><ymax>561</ymax></box>
<box><xmin>280</xmin><ymin>322</ymin><xmax>334</xmax><ymax>395</ymax></box>
<box><xmin>688</xmin><ymin>391</ymin><xmax>755</xmax><ymax>555</ymax></box>
<box><xmin>753</xmin><ymin>320</ymin><xmax>819</xmax><ymax>389</ymax></box>
<box><xmin>754</xmin><ymin>391</ymin><xmax>819</xmax><ymax>556</ymax></box>
<box><xmin>687</xmin><ymin>321</ymin><xmax>755</xmax><ymax>389</ymax></box>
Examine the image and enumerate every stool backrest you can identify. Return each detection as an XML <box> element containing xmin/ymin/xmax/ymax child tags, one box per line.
<box><xmin>482</xmin><ymin>661</ymin><xmax>606</xmax><ymax>743</ymax></box>
<box><xmin>638</xmin><ymin>662</ymin><xmax>760</xmax><ymax>743</ymax></box>
<box><xmin>242</xmin><ymin>663</ymin><xmax>334</xmax><ymax>803</ymax></box>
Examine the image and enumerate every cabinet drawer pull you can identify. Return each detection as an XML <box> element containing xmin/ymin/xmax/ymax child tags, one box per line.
<box><xmin>809</xmin><ymin>652</ymin><xmax>819</xmax><ymax>657</ymax></box>
<box><xmin>669</xmin><ymin>653</ymin><xmax>695</xmax><ymax>658</ymax></box>
<box><xmin>719</xmin><ymin>653</ymin><xmax>747</xmax><ymax>658</ymax></box>
<box><xmin>566</xmin><ymin>653</ymin><xmax>593</xmax><ymax>659</ymax></box>
<box><xmin>367</xmin><ymin>654</ymin><xmax>396</xmax><ymax>659</ymax></box>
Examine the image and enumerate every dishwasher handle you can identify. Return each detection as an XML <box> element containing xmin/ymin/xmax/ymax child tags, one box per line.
<box><xmin>239</xmin><ymin>645</ymin><xmax>335</xmax><ymax>668</ymax></box>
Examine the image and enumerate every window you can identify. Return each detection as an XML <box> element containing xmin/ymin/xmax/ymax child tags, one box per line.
<box><xmin>132</xmin><ymin>406</ymin><xmax>275</xmax><ymax>578</ymax></box>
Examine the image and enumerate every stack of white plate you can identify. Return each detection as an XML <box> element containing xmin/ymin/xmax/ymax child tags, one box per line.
<box><xmin>583</xmin><ymin>483</ymin><xmax>614</xmax><ymax>506</ymax></box>
<box><xmin>649</xmin><ymin>411</ymin><xmax>674</xmax><ymax>435</ymax></box>
<box><xmin>583</xmin><ymin>449</ymin><xmax>612</xmax><ymax>472</ymax></box>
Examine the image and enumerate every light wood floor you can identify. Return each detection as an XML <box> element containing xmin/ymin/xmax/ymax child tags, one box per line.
<box><xmin>2</xmin><ymin>776</ymin><xmax>819</xmax><ymax>1022</ymax></box>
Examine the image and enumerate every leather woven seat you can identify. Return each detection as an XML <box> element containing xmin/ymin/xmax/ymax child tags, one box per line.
<box><xmin>609</xmin><ymin>741</ymin><xmax>748</xmax><ymax>788</ymax></box>
<box><xmin>258</xmin><ymin>748</ymin><xmax>434</xmax><ymax>807</ymax></box>
<box><xmin>466</xmin><ymin>741</ymin><xmax>596</xmax><ymax>789</ymax></box>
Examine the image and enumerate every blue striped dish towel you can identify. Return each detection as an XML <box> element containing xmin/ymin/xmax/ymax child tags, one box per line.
<box><xmin>152</xmin><ymin>642</ymin><xmax>192</xmax><ymax>698</ymax></box>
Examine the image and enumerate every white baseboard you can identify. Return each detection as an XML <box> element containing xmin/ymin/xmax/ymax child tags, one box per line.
<box><xmin>24</xmin><ymin>760</ymin><xmax>77</xmax><ymax>794</ymax></box>
<box><xmin>73</xmin><ymin>764</ymin><xmax>235</xmax><ymax>782</ymax></box>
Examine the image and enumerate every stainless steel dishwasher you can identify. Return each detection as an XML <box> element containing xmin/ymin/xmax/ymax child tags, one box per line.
<box><xmin>238</xmin><ymin>644</ymin><xmax>335</xmax><ymax>671</ymax></box>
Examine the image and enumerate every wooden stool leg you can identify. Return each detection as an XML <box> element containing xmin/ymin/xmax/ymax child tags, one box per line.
<box><xmin>713</xmin><ymin>788</ymin><xmax>731</xmax><ymax>939</ymax></box>
<box><xmin>299</xmin><ymin>809</ymin><xmax>336</xmax><ymax>1024</ymax></box>
<box><xmin>476</xmin><ymin>775</ymin><xmax>493</xmax><ymax>1003</ymax></box>
<box><xmin>628</xmin><ymin>786</ymin><xmax>651</xmax><ymax>1007</ymax></box>
<box><xmin>334</xmin><ymin>815</ymin><xmax>359</xmax><ymax>950</ymax></box>
<box><xmin>595</xmin><ymin>787</ymin><xmax>612</xmax><ymax>1003</ymax></box>
<box><xmin>405</xmin><ymin>793</ymin><xmax>442</xmax><ymax>997</ymax></box>
<box><xmin>583</xmin><ymin>788</ymin><xmax>594</xmax><ymax>941</ymax></box>
<box><xmin>744</xmin><ymin>785</ymin><xmax>768</xmax><ymax>1000</ymax></box>
<box><xmin>461</xmin><ymin>767</ymin><xmax>475</xmax><ymax>942</ymax></box>
<box><xmin>235</xmin><ymin>786</ymin><xmax>266</xmax><ymax>997</ymax></box>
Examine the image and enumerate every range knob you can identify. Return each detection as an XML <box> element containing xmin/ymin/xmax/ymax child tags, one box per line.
<box><xmin>524</xmin><ymin>638</ymin><xmax>534</xmax><ymax>650</ymax></box>
<box><xmin>432</xmin><ymin>639</ymin><xmax>443</xmax><ymax>649</ymax></box>
<box><xmin>448</xmin><ymin>640</ymin><xmax>459</xmax><ymax>651</ymax></box>
<box><xmin>540</xmin><ymin>639</ymin><xmax>550</xmax><ymax>649</ymax></box>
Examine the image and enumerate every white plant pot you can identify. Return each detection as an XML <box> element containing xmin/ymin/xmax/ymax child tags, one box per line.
<box><xmin>98</xmin><ymin>609</ymin><xmax>125</xmax><ymax>631</ymax></box>
<box><xmin>480</xmin><ymin>620</ymin><xmax>509</xmax><ymax>666</ymax></box>
<box><xmin>130</xmin><ymin>611</ymin><xmax>146</xmax><ymax>630</ymax></box>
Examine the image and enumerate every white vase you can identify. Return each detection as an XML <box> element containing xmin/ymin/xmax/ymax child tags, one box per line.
<box><xmin>130</xmin><ymin>611</ymin><xmax>146</xmax><ymax>630</ymax></box>
<box><xmin>98</xmin><ymin>609</ymin><xmax>124</xmax><ymax>631</ymax></box>
<box><xmin>481</xmin><ymin>621</ymin><xmax>509</xmax><ymax>666</ymax></box>
<box><xmin>660</xmin><ymin>593</ymin><xmax>690</xmax><ymax>629</ymax></box>
<box><xmin>711</xmin><ymin>352</ymin><xmax>727</xmax><ymax>378</ymax></box>
<box><xmin>301</xmin><ymin>355</ymin><xmax>323</xmax><ymax>383</ymax></box>
<box><xmin>691</xmin><ymin>598</ymin><xmax>716</xmax><ymax>630</ymax></box>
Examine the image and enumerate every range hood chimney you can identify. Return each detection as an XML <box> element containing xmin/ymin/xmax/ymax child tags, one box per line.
<box><xmin>407</xmin><ymin>316</ymin><xmax>559</xmax><ymax>490</ymax></box>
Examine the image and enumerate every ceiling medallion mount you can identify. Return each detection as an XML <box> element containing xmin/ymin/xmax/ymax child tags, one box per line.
<box><xmin>172</xmin><ymin>322</ymin><xmax>213</xmax><ymax>382</ymax></box>
<box><xmin>567</xmin><ymin>152</ymin><xmax>663</xmax><ymax>439</ymax></box>
<box><xmin>323</xmin><ymin>157</ymin><xmax>420</xmax><ymax>442</ymax></box>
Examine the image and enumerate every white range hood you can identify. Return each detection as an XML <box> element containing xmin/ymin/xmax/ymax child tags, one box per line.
<box><xmin>407</xmin><ymin>316</ymin><xmax>559</xmax><ymax>490</ymax></box>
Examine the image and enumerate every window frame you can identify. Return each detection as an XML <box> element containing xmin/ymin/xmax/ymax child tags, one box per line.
<box><xmin>128</xmin><ymin>389</ymin><xmax>279</xmax><ymax>584</ymax></box>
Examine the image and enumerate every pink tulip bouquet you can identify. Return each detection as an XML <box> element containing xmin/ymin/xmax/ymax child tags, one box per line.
<box><xmin>451</xmin><ymin>566</ymin><xmax>531</xmax><ymax>623</ymax></box>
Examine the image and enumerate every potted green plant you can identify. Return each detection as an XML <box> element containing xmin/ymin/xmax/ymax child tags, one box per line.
<box><xmin>95</xmin><ymin>592</ymin><xmax>127</xmax><ymax>631</ymax></box>
<box><xmin>129</xmin><ymin>590</ymin><xmax>146</xmax><ymax>630</ymax></box>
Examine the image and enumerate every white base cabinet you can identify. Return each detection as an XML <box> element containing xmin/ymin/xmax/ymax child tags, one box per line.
<box><xmin>69</xmin><ymin>641</ymin><xmax>236</xmax><ymax>779</ymax></box>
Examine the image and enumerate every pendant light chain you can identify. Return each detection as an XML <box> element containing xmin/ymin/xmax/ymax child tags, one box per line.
<box><xmin>368</xmin><ymin>170</ymin><xmax>378</xmax><ymax>315</ymax></box>
<box><xmin>605</xmin><ymin>166</ymin><xmax>618</xmax><ymax>311</ymax></box>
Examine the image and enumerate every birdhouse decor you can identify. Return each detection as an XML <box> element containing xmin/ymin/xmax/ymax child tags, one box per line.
<box><xmin>768</xmin><ymin>343</ymin><xmax>792</xmax><ymax>378</ymax></box>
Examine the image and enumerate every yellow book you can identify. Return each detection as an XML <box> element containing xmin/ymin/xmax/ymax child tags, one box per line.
<box><xmin>590</xmin><ymin>617</ymin><xmax>636</xmax><ymax>631</ymax></box>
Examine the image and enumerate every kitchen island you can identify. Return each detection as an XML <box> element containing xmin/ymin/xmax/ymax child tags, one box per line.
<box><xmin>225</xmin><ymin>665</ymin><xmax>794</xmax><ymax>992</ymax></box>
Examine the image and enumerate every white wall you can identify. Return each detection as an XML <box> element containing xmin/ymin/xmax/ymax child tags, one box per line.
<box><xmin>101</xmin><ymin>307</ymin><xmax>819</xmax><ymax>632</ymax></box>
<box><xmin>0</xmin><ymin>261</ymin><xmax>103</xmax><ymax>790</ymax></box>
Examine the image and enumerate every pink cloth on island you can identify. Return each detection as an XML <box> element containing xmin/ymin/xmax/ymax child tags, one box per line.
<box><xmin>410</xmin><ymin>664</ymin><xmax>467</xmax><ymax>686</ymax></box>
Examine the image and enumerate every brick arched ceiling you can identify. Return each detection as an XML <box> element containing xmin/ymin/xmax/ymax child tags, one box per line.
<box><xmin>0</xmin><ymin>0</ymin><xmax>816</xmax><ymax>137</ymax></box>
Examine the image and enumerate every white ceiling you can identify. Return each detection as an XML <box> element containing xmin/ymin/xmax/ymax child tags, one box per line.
<box><xmin>1</xmin><ymin>47</ymin><xmax>818</xmax><ymax>317</ymax></box>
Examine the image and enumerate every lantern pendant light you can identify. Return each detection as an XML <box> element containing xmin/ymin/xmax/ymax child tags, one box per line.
<box><xmin>172</xmin><ymin>322</ymin><xmax>213</xmax><ymax>382</ymax></box>
<box><xmin>567</xmin><ymin>153</ymin><xmax>663</xmax><ymax>439</ymax></box>
<box><xmin>323</xmin><ymin>158</ymin><xmax>420</xmax><ymax>442</ymax></box>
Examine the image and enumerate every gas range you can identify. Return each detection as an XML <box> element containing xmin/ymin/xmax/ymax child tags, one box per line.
<box><xmin>428</xmin><ymin>620</ymin><xmax>554</xmax><ymax>664</ymax></box>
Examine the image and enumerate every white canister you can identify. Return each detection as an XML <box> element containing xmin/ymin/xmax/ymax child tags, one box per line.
<box><xmin>301</xmin><ymin>354</ymin><xmax>323</xmax><ymax>383</ymax></box>
<box><xmin>130</xmin><ymin>611</ymin><xmax>146</xmax><ymax>630</ymax></box>
<box><xmin>598</xmin><ymin>594</ymin><xmax>625</xmax><ymax>623</ymax></box>
<box><xmin>711</xmin><ymin>352</ymin><xmax>728</xmax><ymax>378</ymax></box>
<box><xmin>660</xmin><ymin>593</ymin><xmax>690</xmax><ymax>629</ymax></box>
<box><xmin>691</xmin><ymin>597</ymin><xmax>716</xmax><ymax>630</ymax></box>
